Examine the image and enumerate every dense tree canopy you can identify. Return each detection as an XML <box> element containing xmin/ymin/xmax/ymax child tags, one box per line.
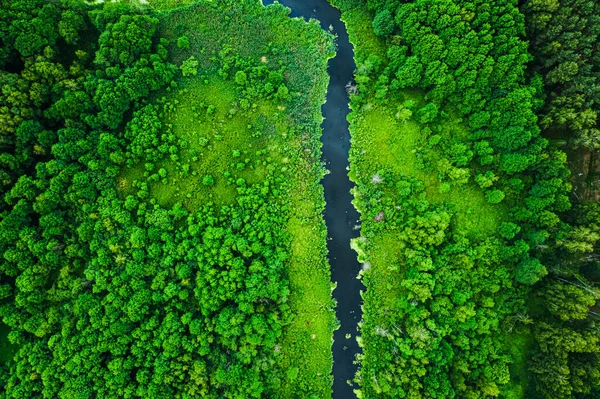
<box><xmin>523</xmin><ymin>0</ymin><xmax>600</xmax><ymax>152</ymax></box>
<box><xmin>519</xmin><ymin>1</ymin><xmax>600</xmax><ymax>397</ymax></box>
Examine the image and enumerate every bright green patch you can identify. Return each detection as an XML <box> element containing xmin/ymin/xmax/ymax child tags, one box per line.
<box><xmin>121</xmin><ymin>77</ymin><xmax>281</xmax><ymax>208</ymax></box>
<box><xmin>351</xmin><ymin>102</ymin><xmax>504</xmax><ymax>237</ymax></box>
<box><xmin>340</xmin><ymin>7</ymin><xmax>386</xmax><ymax>62</ymax></box>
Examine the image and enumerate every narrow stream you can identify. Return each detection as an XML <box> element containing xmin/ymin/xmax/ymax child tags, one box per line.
<box><xmin>263</xmin><ymin>1</ymin><xmax>362</xmax><ymax>397</ymax></box>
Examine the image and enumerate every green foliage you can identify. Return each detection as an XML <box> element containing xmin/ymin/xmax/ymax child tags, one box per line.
<box><xmin>96</xmin><ymin>14</ymin><xmax>158</xmax><ymax>66</ymax></box>
<box><xmin>235</xmin><ymin>70</ymin><xmax>247</xmax><ymax>86</ymax></box>
<box><xmin>372</xmin><ymin>9</ymin><xmax>393</xmax><ymax>37</ymax></box>
<box><xmin>59</xmin><ymin>10</ymin><xmax>85</xmax><ymax>45</ymax></box>
<box><xmin>516</xmin><ymin>258</ymin><xmax>547</xmax><ymax>285</ymax></box>
<box><xmin>525</xmin><ymin>201</ymin><xmax>600</xmax><ymax>398</ymax></box>
<box><xmin>125</xmin><ymin>105</ymin><xmax>167</xmax><ymax>165</ymax></box>
<box><xmin>286</xmin><ymin>367</ymin><xmax>299</xmax><ymax>382</ymax></box>
<box><xmin>275</xmin><ymin>84</ymin><xmax>289</xmax><ymax>102</ymax></box>
<box><xmin>498</xmin><ymin>222</ymin><xmax>520</xmax><ymax>240</ymax></box>
<box><xmin>485</xmin><ymin>189</ymin><xmax>505</xmax><ymax>204</ymax></box>
<box><xmin>475</xmin><ymin>171</ymin><xmax>497</xmax><ymax>189</ymax></box>
<box><xmin>334</xmin><ymin>0</ymin><xmax>577</xmax><ymax>396</ymax></box>
<box><xmin>202</xmin><ymin>174</ymin><xmax>215</xmax><ymax>186</ymax></box>
<box><xmin>542</xmin><ymin>282</ymin><xmax>598</xmax><ymax>321</ymax></box>
<box><xmin>394</xmin><ymin>56</ymin><xmax>422</xmax><ymax>88</ymax></box>
<box><xmin>352</xmin><ymin>173</ymin><xmax>523</xmax><ymax>399</ymax></box>
<box><xmin>523</xmin><ymin>0</ymin><xmax>600</xmax><ymax>151</ymax></box>
<box><xmin>181</xmin><ymin>55</ymin><xmax>199</xmax><ymax>77</ymax></box>
<box><xmin>416</xmin><ymin>103</ymin><xmax>439</xmax><ymax>124</ymax></box>
<box><xmin>517</xmin><ymin>1</ymin><xmax>600</xmax><ymax>396</ymax></box>
<box><xmin>177</xmin><ymin>35</ymin><xmax>190</xmax><ymax>49</ymax></box>
<box><xmin>0</xmin><ymin>0</ymin><xmax>335</xmax><ymax>397</ymax></box>
<box><xmin>395</xmin><ymin>105</ymin><xmax>412</xmax><ymax>122</ymax></box>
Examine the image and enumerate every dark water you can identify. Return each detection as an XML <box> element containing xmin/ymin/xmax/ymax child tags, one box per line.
<box><xmin>263</xmin><ymin>1</ymin><xmax>362</xmax><ymax>398</ymax></box>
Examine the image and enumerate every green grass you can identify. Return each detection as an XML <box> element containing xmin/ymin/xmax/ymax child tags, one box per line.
<box><xmin>339</xmin><ymin>6</ymin><xmax>386</xmax><ymax>62</ymax></box>
<box><xmin>351</xmin><ymin>99</ymin><xmax>517</xmax><ymax>396</ymax></box>
<box><xmin>119</xmin><ymin>77</ymin><xmax>281</xmax><ymax>209</ymax></box>
<box><xmin>352</xmin><ymin>101</ymin><xmax>504</xmax><ymax>237</ymax></box>
<box><xmin>120</xmin><ymin>1</ymin><xmax>336</xmax><ymax>396</ymax></box>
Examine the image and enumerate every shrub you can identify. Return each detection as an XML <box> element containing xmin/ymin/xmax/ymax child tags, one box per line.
<box><xmin>235</xmin><ymin>70</ymin><xmax>247</xmax><ymax>85</ymax></box>
<box><xmin>498</xmin><ymin>222</ymin><xmax>520</xmax><ymax>240</ymax></box>
<box><xmin>202</xmin><ymin>174</ymin><xmax>215</xmax><ymax>186</ymax></box>
<box><xmin>180</xmin><ymin>56</ymin><xmax>199</xmax><ymax>77</ymax></box>
<box><xmin>417</xmin><ymin>103</ymin><xmax>439</xmax><ymax>124</ymax></box>
<box><xmin>177</xmin><ymin>36</ymin><xmax>190</xmax><ymax>50</ymax></box>
<box><xmin>486</xmin><ymin>189</ymin><xmax>505</xmax><ymax>204</ymax></box>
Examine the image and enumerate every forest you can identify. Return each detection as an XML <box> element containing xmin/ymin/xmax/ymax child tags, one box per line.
<box><xmin>1</xmin><ymin>0</ymin><xmax>600</xmax><ymax>398</ymax></box>
<box><xmin>332</xmin><ymin>0</ymin><xmax>600</xmax><ymax>397</ymax></box>
<box><xmin>0</xmin><ymin>0</ymin><xmax>335</xmax><ymax>397</ymax></box>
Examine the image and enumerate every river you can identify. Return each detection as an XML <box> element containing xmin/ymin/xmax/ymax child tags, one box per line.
<box><xmin>262</xmin><ymin>1</ymin><xmax>362</xmax><ymax>398</ymax></box>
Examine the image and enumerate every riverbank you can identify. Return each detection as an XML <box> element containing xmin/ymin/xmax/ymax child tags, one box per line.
<box><xmin>262</xmin><ymin>0</ymin><xmax>364</xmax><ymax>396</ymax></box>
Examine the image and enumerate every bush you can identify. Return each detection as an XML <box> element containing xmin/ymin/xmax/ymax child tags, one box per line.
<box><xmin>417</xmin><ymin>103</ymin><xmax>439</xmax><ymax>124</ymax></box>
<box><xmin>177</xmin><ymin>36</ymin><xmax>190</xmax><ymax>50</ymax></box>
<box><xmin>498</xmin><ymin>222</ymin><xmax>520</xmax><ymax>240</ymax></box>
<box><xmin>235</xmin><ymin>70</ymin><xmax>247</xmax><ymax>85</ymax></box>
<box><xmin>180</xmin><ymin>56</ymin><xmax>199</xmax><ymax>77</ymax></box>
<box><xmin>202</xmin><ymin>174</ymin><xmax>215</xmax><ymax>186</ymax></box>
<box><xmin>486</xmin><ymin>189</ymin><xmax>505</xmax><ymax>204</ymax></box>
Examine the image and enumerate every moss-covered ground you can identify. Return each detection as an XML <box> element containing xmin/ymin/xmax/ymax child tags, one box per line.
<box><xmin>119</xmin><ymin>0</ymin><xmax>336</xmax><ymax>396</ymax></box>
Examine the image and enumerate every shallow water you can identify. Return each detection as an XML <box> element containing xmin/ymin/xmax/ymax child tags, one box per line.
<box><xmin>262</xmin><ymin>1</ymin><xmax>362</xmax><ymax>397</ymax></box>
